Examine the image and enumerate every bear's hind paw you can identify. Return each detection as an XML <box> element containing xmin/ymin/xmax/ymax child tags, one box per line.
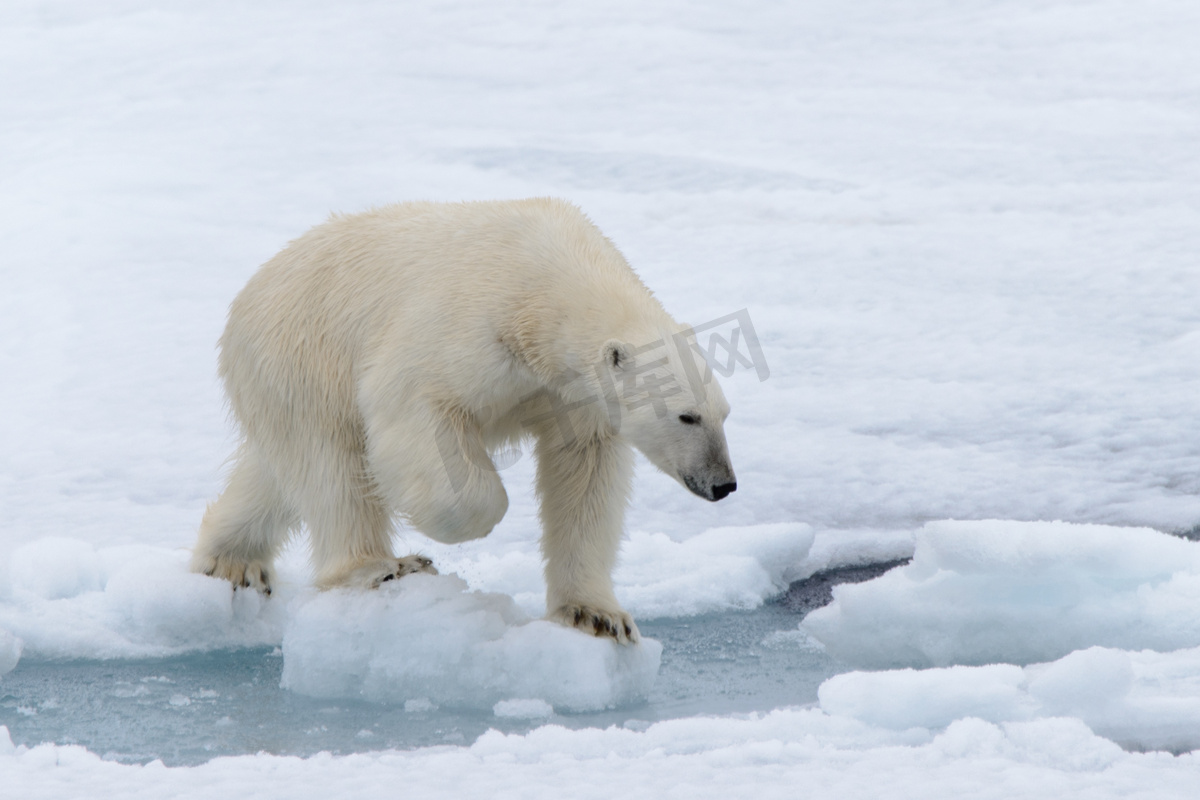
<box><xmin>551</xmin><ymin>604</ymin><xmax>641</xmax><ymax>645</ymax></box>
<box><xmin>375</xmin><ymin>555</ymin><xmax>438</xmax><ymax>587</ymax></box>
<box><xmin>194</xmin><ymin>555</ymin><xmax>274</xmax><ymax>596</ymax></box>
<box><xmin>338</xmin><ymin>556</ymin><xmax>438</xmax><ymax>589</ymax></box>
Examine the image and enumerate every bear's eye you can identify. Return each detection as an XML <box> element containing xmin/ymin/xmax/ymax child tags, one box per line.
<box><xmin>678</xmin><ymin>413</ymin><xmax>699</xmax><ymax>425</ymax></box>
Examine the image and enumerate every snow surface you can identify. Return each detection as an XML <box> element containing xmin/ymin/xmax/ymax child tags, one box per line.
<box><xmin>4</xmin><ymin>0</ymin><xmax>1200</xmax><ymax>795</ymax></box>
<box><xmin>4</xmin><ymin>714</ymin><xmax>1200</xmax><ymax>800</ymax></box>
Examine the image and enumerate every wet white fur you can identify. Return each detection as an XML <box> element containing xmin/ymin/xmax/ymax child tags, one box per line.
<box><xmin>190</xmin><ymin>198</ymin><xmax>734</xmax><ymax>642</ymax></box>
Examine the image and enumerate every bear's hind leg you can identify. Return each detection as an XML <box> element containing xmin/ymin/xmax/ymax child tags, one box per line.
<box><xmin>191</xmin><ymin>443</ymin><xmax>297</xmax><ymax>595</ymax></box>
<box><xmin>300</xmin><ymin>442</ymin><xmax>438</xmax><ymax>589</ymax></box>
<box><xmin>366</xmin><ymin>402</ymin><xmax>509</xmax><ymax>546</ymax></box>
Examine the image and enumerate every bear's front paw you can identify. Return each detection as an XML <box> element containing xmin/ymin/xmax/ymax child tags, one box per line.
<box><xmin>550</xmin><ymin>604</ymin><xmax>641</xmax><ymax>645</ymax></box>
<box><xmin>195</xmin><ymin>555</ymin><xmax>274</xmax><ymax>596</ymax></box>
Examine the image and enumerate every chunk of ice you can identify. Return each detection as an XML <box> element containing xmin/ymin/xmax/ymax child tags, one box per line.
<box><xmin>280</xmin><ymin>573</ymin><xmax>662</xmax><ymax>712</ymax></box>
<box><xmin>0</xmin><ymin>543</ymin><xmax>285</xmax><ymax>659</ymax></box>
<box><xmin>819</xmin><ymin>664</ymin><xmax>1036</xmax><ymax>731</ymax></box>
<box><xmin>615</xmin><ymin>523</ymin><xmax>814</xmax><ymax>618</ymax></box>
<box><xmin>804</xmin><ymin>520</ymin><xmax>1200</xmax><ymax>668</ymax></box>
<box><xmin>7</xmin><ymin>538</ymin><xmax>103</xmax><ymax>600</ymax></box>
<box><xmin>494</xmin><ymin>699</ymin><xmax>555</xmax><ymax>719</ymax></box>
<box><xmin>0</xmin><ymin>629</ymin><xmax>22</xmax><ymax>676</ymax></box>
<box><xmin>818</xmin><ymin>645</ymin><xmax>1200</xmax><ymax>753</ymax></box>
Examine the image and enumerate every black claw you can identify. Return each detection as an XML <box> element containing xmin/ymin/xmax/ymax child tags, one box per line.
<box><xmin>380</xmin><ymin>573</ymin><xmax>395</xmax><ymax>583</ymax></box>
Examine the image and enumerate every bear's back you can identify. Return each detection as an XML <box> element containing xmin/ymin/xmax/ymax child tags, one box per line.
<box><xmin>218</xmin><ymin>199</ymin><xmax>672</xmax><ymax>437</ymax></box>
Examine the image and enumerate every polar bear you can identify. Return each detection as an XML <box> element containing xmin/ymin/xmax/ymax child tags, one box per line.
<box><xmin>191</xmin><ymin>199</ymin><xmax>736</xmax><ymax>643</ymax></box>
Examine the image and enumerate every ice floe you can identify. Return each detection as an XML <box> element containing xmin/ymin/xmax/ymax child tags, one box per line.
<box><xmin>819</xmin><ymin>645</ymin><xmax>1200</xmax><ymax>753</ymax></box>
<box><xmin>803</xmin><ymin>520</ymin><xmax>1200</xmax><ymax>668</ymax></box>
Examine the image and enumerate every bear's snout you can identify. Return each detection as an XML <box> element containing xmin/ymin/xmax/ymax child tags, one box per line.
<box><xmin>711</xmin><ymin>481</ymin><xmax>737</xmax><ymax>501</ymax></box>
<box><xmin>682</xmin><ymin>472</ymin><xmax>737</xmax><ymax>502</ymax></box>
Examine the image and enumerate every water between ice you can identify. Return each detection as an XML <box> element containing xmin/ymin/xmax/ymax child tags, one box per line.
<box><xmin>0</xmin><ymin>603</ymin><xmax>838</xmax><ymax>766</ymax></box>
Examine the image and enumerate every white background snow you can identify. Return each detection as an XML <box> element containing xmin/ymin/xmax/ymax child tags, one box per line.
<box><xmin>4</xmin><ymin>0</ymin><xmax>1200</xmax><ymax>796</ymax></box>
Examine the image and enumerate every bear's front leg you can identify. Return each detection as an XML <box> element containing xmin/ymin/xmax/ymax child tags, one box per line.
<box><xmin>535</xmin><ymin>433</ymin><xmax>640</xmax><ymax>644</ymax></box>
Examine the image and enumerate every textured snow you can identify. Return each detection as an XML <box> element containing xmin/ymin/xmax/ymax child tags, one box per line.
<box><xmin>803</xmin><ymin>520</ymin><xmax>1200</xmax><ymax>668</ymax></box>
<box><xmin>4</xmin><ymin>713</ymin><xmax>1200</xmax><ymax>800</ymax></box>
<box><xmin>4</xmin><ymin>0</ymin><xmax>1200</xmax><ymax>570</ymax></box>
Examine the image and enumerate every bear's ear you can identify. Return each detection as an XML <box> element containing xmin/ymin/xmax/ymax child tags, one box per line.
<box><xmin>602</xmin><ymin>339</ymin><xmax>633</xmax><ymax>372</ymax></box>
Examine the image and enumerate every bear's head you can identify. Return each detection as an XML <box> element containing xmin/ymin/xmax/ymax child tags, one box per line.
<box><xmin>599</xmin><ymin>331</ymin><xmax>737</xmax><ymax>502</ymax></box>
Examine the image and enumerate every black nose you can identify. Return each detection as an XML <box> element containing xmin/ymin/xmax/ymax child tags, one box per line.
<box><xmin>711</xmin><ymin>482</ymin><xmax>737</xmax><ymax>501</ymax></box>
